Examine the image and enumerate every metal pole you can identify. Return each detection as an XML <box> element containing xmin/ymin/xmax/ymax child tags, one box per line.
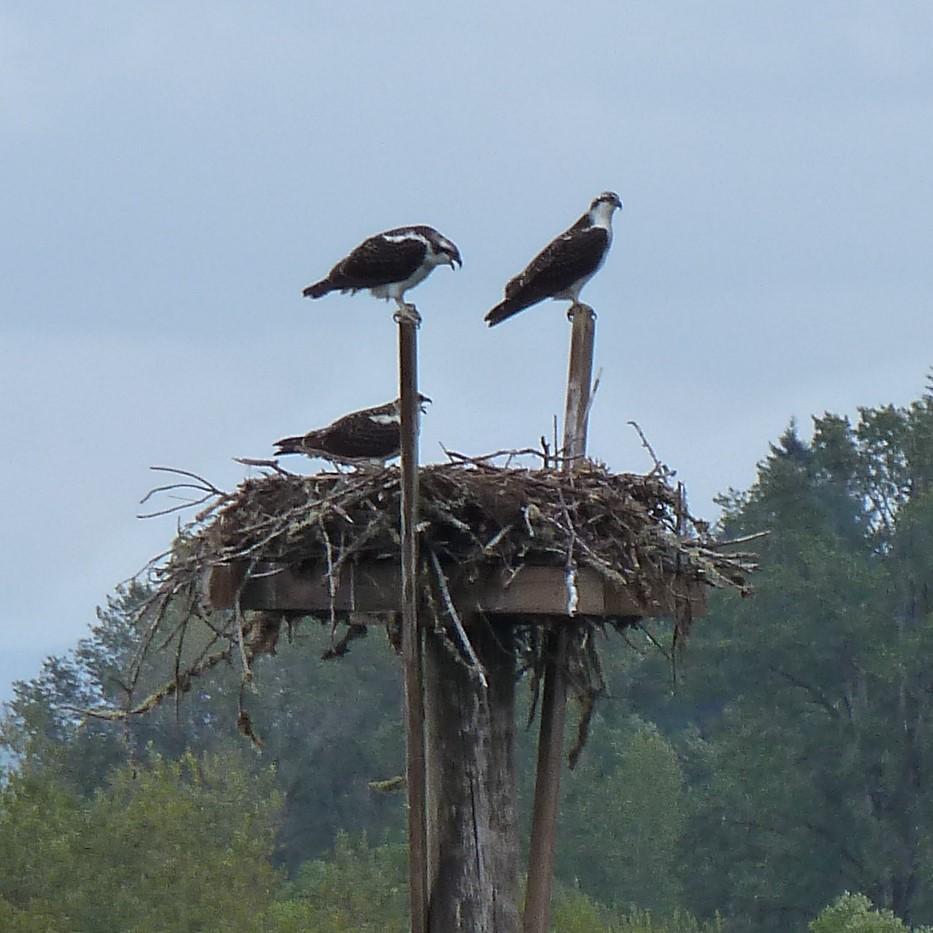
<box><xmin>399</xmin><ymin>313</ymin><xmax>428</xmax><ymax>933</ymax></box>
<box><xmin>523</xmin><ymin>303</ymin><xmax>596</xmax><ymax>933</ymax></box>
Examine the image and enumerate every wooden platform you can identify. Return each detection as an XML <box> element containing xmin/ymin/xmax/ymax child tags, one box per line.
<box><xmin>206</xmin><ymin>560</ymin><xmax>706</xmax><ymax>620</ymax></box>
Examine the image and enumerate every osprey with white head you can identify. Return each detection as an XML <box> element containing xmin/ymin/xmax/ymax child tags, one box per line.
<box><xmin>303</xmin><ymin>226</ymin><xmax>461</xmax><ymax>324</ymax></box>
<box><xmin>485</xmin><ymin>192</ymin><xmax>623</xmax><ymax>326</ymax></box>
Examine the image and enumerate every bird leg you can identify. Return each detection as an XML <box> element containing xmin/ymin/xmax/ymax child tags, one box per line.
<box><xmin>393</xmin><ymin>299</ymin><xmax>422</xmax><ymax>327</ymax></box>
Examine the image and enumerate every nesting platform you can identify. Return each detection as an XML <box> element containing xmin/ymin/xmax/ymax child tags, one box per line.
<box><xmin>194</xmin><ymin>461</ymin><xmax>750</xmax><ymax>627</ymax></box>
<box><xmin>208</xmin><ymin>559</ymin><xmax>703</xmax><ymax>619</ymax></box>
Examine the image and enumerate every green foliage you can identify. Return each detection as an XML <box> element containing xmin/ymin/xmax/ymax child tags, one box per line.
<box><xmin>262</xmin><ymin>832</ymin><xmax>407</xmax><ymax>932</ymax></box>
<box><xmin>0</xmin><ymin>750</ymin><xmax>282</xmax><ymax>932</ymax></box>
<box><xmin>1</xmin><ymin>589</ymin><xmax>407</xmax><ymax>871</ymax></box>
<box><xmin>674</xmin><ymin>400</ymin><xmax>933</xmax><ymax>929</ymax></box>
<box><xmin>550</xmin><ymin>887</ymin><xmax>724</xmax><ymax>932</ymax></box>
<box><xmin>0</xmin><ymin>897</ymin><xmax>66</xmax><ymax>932</ymax></box>
<box><xmin>809</xmin><ymin>892</ymin><xmax>933</xmax><ymax>933</ymax></box>
<box><xmin>550</xmin><ymin>887</ymin><xmax>615</xmax><ymax>932</ymax></box>
<box><xmin>560</xmin><ymin>718</ymin><xmax>686</xmax><ymax>913</ymax></box>
<box><xmin>609</xmin><ymin>909</ymin><xmax>726</xmax><ymax>933</ymax></box>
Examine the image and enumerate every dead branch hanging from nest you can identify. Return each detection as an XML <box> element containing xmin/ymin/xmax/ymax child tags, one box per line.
<box><xmin>427</xmin><ymin>547</ymin><xmax>488</xmax><ymax>689</ymax></box>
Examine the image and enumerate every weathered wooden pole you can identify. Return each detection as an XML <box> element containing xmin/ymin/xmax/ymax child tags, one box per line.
<box><xmin>523</xmin><ymin>302</ymin><xmax>596</xmax><ymax>933</ymax></box>
<box><xmin>424</xmin><ymin>618</ymin><xmax>519</xmax><ymax>931</ymax></box>
<box><xmin>398</xmin><ymin>312</ymin><xmax>428</xmax><ymax>933</ymax></box>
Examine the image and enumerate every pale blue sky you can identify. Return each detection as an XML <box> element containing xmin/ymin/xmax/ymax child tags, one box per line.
<box><xmin>2</xmin><ymin>1</ymin><xmax>933</xmax><ymax>699</ymax></box>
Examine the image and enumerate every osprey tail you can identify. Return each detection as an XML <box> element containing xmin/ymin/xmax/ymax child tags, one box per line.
<box><xmin>273</xmin><ymin>435</ymin><xmax>308</xmax><ymax>456</ymax></box>
<box><xmin>484</xmin><ymin>298</ymin><xmax>526</xmax><ymax>327</ymax></box>
<box><xmin>302</xmin><ymin>278</ymin><xmax>334</xmax><ymax>299</ymax></box>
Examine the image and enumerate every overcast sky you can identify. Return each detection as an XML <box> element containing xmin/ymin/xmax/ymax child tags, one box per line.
<box><xmin>2</xmin><ymin>1</ymin><xmax>932</xmax><ymax>700</ymax></box>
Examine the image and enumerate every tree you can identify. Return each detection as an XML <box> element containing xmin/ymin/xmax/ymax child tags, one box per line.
<box><xmin>0</xmin><ymin>750</ymin><xmax>282</xmax><ymax>931</ymax></box>
<box><xmin>559</xmin><ymin>717</ymin><xmax>686</xmax><ymax>913</ymax></box>
<box><xmin>810</xmin><ymin>892</ymin><xmax>933</xmax><ymax>933</ymax></box>
<box><xmin>676</xmin><ymin>396</ymin><xmax>933</xmax><ymax>929</ymax></box>
<box><xmin>262</xmin><ymin>832</ymin><xmax>408</xmax><ymax>932</ymax></box>
<box><xmin>1</xmin><ymin>586</ymin><xmax>408</xmax><ymax>870</ymax></box>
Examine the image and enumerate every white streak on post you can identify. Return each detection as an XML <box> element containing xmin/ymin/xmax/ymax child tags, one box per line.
<box><xmin>564</xmin><ymin>565</ymin><xmax>579</xmax><ymax>617</ymax></box>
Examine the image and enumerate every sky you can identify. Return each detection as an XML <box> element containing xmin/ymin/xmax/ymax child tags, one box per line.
<box><xmin>2</xmin><ymin>1</ymin><xmax>932</xmax><ymax>700</ymax></box>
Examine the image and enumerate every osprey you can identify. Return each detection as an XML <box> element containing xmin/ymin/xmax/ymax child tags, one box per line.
<box><xmin>303</xmin><ymin>226</ymin><xmax>462</xmax><ymax>323</ymax></box>
<box><xmin>273</xmin><ymin>396</ymin><xmax>431</xmax><ymax>466</ymax></box>
<box><xmin>485</xmin><ymin>192</ymin><xmax>623</xmax><ymax>326</ymax></box>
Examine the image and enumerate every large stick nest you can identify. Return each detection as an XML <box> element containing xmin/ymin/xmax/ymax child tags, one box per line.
<box><xmin>109</xmin><ymin>458</ymin><xmax>757</xmax><ymax>763</ymax></box>
<box><xmin>195</xmin><ymin>461</ymin><xmax>752</xmax><ymax>595</ymax></box>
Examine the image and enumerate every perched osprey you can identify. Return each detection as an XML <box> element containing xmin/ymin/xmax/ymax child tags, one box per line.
<box><xmin>273</xmin><ymin>396</ymin><xmax>431</xmax><ymax>466</ymax></box>
<box><xmin>485</xmin><ymin>192</ymin><xmax>623</xmax><ymax>326</ymax></box>
<box><xmin>303</xmin><ymin>226</ymin><xmax>462</xmax><ymax>323</ymax></box>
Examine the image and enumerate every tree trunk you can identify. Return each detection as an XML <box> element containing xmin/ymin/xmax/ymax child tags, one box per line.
<box><xmin>424</xmin><ymin>618</ymin><xmax>519</xmax><ymax>933</ymax></box>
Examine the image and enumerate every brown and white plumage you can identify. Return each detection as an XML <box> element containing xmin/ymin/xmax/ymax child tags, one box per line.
<box><xmin>485</xmin><ymin>192</ymin><xmax>622</xmax><ymax>326</ymax></box>
<box><xmin>303</xmin><ymin>226</ymin><xmax>461</xmax><ymax>320</ymax></box>
<box><xmin>273</xmin><ymin>396</ymin><xmax>431</xmax><ymax>466</ymax></box>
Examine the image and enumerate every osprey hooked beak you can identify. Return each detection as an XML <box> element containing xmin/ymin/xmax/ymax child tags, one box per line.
<box><xmin>418</xmin><ymin>393</ymin><xmax>432</xmax><ymax>414</ymax></box>
<box><xmin>447</xmin><ymin>247</ymin><xmax>462</xmax><ymax>270</ymax></box>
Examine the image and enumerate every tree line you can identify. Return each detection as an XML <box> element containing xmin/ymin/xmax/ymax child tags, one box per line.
<box><xmin>3</xmin><ymin>385</ymin><xmax>933</xmax><ymax>931</ymax></box>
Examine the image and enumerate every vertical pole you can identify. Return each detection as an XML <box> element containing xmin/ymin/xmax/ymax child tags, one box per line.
<box><xmin>424</xmin><ymin>618</ymin><xmax>520</xmax><ymax>932</ymax></box>
<box><xmin>523</xmin><ymin>303</ymin><xmax>596</xmax><ymax>933</ymax></box>
<box><xmin>399</xmin><ymin>314</ymin><xmax>428</xmax><ymax>933</ymax></box>
<box><xmin>561</xmin><ymin>304</ymin><xmax>597</xmax><ymax>462</ymax></box>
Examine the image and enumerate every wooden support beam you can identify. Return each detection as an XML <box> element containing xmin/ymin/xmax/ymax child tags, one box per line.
<box><xmin>424</xmin><ymin>618</ymin><xmax>519</xmax><ymax>932</ymax></box>
<box><xmin>206</xmin><ymin>560</ymin><xmax>705</xmax><ymax>619</ymax></box>
<box><xmin>524</xmin><ymin>302</ymin><xmax>597</xmax><ymax>933</ymax></box>
<box><xmin>399</xmin><ymin>313</ymin><xmax>429</xmax><ymax>933</ymax></box>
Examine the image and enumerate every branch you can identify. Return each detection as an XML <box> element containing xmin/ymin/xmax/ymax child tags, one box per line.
<box><xmin>768</xmin><ymin>664</ymin><xmax>840</xmax><ymax>720</ymax></box>
<box><xmin>137</xmin><ymin>466</ymin><xmax>226</xmax><ymax>519</ymax></box>
<box><xmin>233</xmin><ymin>456</ymin><xmax>295</xmax><ymax>478</ymax></box>
<box><xmin>428</xmin><ymin>547</ymin><xmax>488</xmax><ymax>688</ymax></box>
<box><xmin>627</xmin><ymin>421</ymin><xmax>670</xmax><ymax>477</ymax></box>
<box><xmin>709</xmin><ymin>530</ymin><xmax>771</xmax><ymax>549</ymax></box>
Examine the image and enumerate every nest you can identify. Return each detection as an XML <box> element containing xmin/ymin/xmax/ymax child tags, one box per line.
<box><xmin>201</xmin><ymin>461</ymin><xmax>751</xmax><ymax>595</ymax></box>
<box><xmin>108</xmin><ymin>457</ymin><xmax>756</xmax><ymax>763</ymax></box>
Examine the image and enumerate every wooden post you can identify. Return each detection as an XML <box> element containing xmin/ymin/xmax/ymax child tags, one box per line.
<box><xmin>523</xmin><ymin>303</ymin><xmax>596</xmax><ymax>933</ymax></box>
<box><xmin>399</xmin><ymin>313</ymin><xmax>428</xmax><ymax>933</ymax></box>
<box><xmin>424</xmin><ymin>618</ymin><xmax>519</xmax><ymax>932</ymax></box>
<box><xmin>561</xmin><ymin>304</ymin><xmax>597</xmax><ymax>461</ymax></box>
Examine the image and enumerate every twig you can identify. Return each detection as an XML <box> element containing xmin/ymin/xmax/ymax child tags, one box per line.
<box><xmin>428</xmin><ymin>548</ymin><xmax>488</xmax><ymax>688</ymax></box>
<box><xmin>627</xmin><ymin>421</ymin><xmax>668</xmax><ymax>477</ymax></box>
<box><xmin>139</xmin><ymin>483</ymin><xmax>218</xmax><ymax>506</ymax></box>
<box><xmin>635</xmin><ymin>620</ymin><xmax>672</xmax><ymax>662</ymax></box>
<box><xmin>321</xmin><ymin>622</ymin><xmax>368</xmax><ymax>660</ymax></box>
<box><xmin>148</xmin><ymin>466</ymin><xmax>224</xmax><ymax>495</ymax></box>
<box><xmin>137</xmin><ymin>492</ymin><xmax>218</xmax><ymax>520</ymax></box>
<box><xmin>234</xmin><ymin>456</ymin><xmax>294</xmax><ymax>478</ymax></box>
<box><xmin>582</xmin><ymin>366</ymin><xmax>603</xmax><ymax>424</ymax></box>
<box><xmin>710</xmin><ymin>530</ymin><xmax>771</xmax><ymax>548</ymax></box>
<box><xmin>440</xmin><ymin>444</ymin><xmax>570</xmax><ymax>466</ymax></box>
<box><xmin>233</xmin><ymin>559</ymin><xmax>258</xmax><ymax>684</ymax></box>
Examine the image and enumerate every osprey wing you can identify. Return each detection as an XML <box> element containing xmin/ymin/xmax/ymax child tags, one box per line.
<box><xmin>323</xmin><ymin>229</ymin><xmax>429</xmax><ymax>293</ymax></box>
<box><xmin>486</xmin><ymin>225</ymin><xmax>609</xmax><ymax>326</ymax></box>
<box><xmin>315</xmin><ymin>410</ymin><xmax>402</xmax><ymax>460</ymax></box>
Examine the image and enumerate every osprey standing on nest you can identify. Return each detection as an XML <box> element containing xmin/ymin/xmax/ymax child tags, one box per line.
<box><xmin>303</xmin><ymin>226</ymin><xmax>462</xmax><ymax>324</ymax></box>
<box><xmin>484</xmin><ymin>192</ymin><xmax>622</xmax><ymax>326</ymax></box>
<box><xmin>273</xmin><ymin>396</ymin><xmax>431</xmax><ymax>466</ymax></box>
